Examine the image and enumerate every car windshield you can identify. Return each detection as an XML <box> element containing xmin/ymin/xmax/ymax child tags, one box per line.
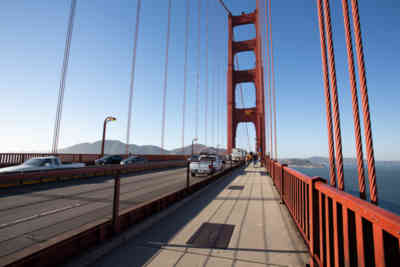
<box><xmin>99</xmin><ymin>156</ymin><xmax>112</xmax><ymax>160</ymax></box>
<box><xmin>126</xmin><ymin>156</ymin><xmax>138</xmax><ymax>161</ymax></box>
<box><xmin>200</xmin><ymin>156</ymin><xmax>215</xmax><ymax>162</ymax></box>
<box><xmin>190</xmin><ymin>155</ymin><xmax>199</xmax><ymax>161</ymax></box>
<box><xmin>24</xmin><ymin>158</ymin><xmax>45</xmax><ymax>166</ymax></box>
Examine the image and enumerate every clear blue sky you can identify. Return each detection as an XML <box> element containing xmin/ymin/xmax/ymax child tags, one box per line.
<box><xmin>0</xmin><ymin>1</ymin><xmax>399</xmax><ymax>160</ymax></box>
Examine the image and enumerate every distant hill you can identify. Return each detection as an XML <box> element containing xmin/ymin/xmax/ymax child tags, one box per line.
<box><xmin>280</xmin><ymin>158</ymin><xmax>325</xmax><ymax>168</ymax></box>
<box><xmin>59</xmin><ymin>140</ymin><xmax>226</xmax><ymax>155</ymax></box>
<box><xmin>170</xmin><ymin>143</ymin><xmax>227</xmax><ymax>155</ymax></box>
<box><xmin>283</xmin><ymin>157</ymin><xmax>400</xmax><ymax>168</ymax></box>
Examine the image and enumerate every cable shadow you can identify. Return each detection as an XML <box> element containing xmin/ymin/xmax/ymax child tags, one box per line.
<box><xmin>144</xmin><ymin>242</ymin><xmax>309</xmax><ymax>254</ymax></box>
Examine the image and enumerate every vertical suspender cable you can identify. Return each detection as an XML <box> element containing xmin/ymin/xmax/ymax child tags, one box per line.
<box><xmin>52</xmin><ymin>0</ymin><xmax>77</xmax><ymax>153</ymax></box>
<box><xmin>322</xmin><ymin>0</ymin><xmax>345</xmax><ymax>190</ymax></box>
<box><xmin>350</xmin><ymin>0</ymin><xmax>378</xmax><ymax>204</ymax></box>
<box><xmin>262</xmin><ymin>0</ymin><xmax>269</xmax><ymax>157</ymax></box>
<box><xmin>341</xmin><ymin>0</ymin><xmax>366</xmax><ymax>199</ymax></box>
<box><xmin>195</xmin><ymin>0</ymin><xmax>201</xmax><ymax>140</ymax></box>
<box><xmin>181</xmin><ymin>0</ymin><xmax>190</xmax><ymax>153</ymax></box>
<box><xmin>205</xmin><ymin>0</ymin><xmax>209</xmax><ymax>146</ymax></box>
<box><xmin>126</xmin><ymin>0</ymin><xmax>142</xmax><ymax>155</ymax></box>
<box><xmin>257</xmin><ymin>0</ymin><xmax>268</xmax><ymax>158</ymax></box>
<box><xmin>161</xmin><ymin>0</ymin><xmax>172</xmax><ymax>150</ymax></box>
<box><xmin>211</xmin><ymin>69</ymin><xmax>215</xmax><ymax>148</ymax></box>
<box><xmin>216</xmin><ymin>67</ymin><xmax>220</xmax><ymax>151</ymax></box>
<box><xmin>317</xmin><ymin>0</ymin><xmax>337</xmax><ymax>187</ymax></box>
<box><xmin>264</xmin><ymin>0</ymin><xmax>273</xmax><ymax>159</ymax></box>
<box><xmin>268</xmin><ymin>0</ymin><xmax>278</xmax><ymax>160</ymax></box>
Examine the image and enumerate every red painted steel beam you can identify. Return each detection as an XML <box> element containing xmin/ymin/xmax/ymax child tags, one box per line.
<box><xmin>233</xmin><ymin>69</ymin><xmax>257</xmax><ymax>84</ymax></box>
<box><xmin>231</xmin><ymin>11</ymin><xmax>256</xmax><ymax>26</ymax></box>
<box><xmin>232</xmin><ymin>39</ymin><xmax>256</xmax><ymax>54</ymax></box>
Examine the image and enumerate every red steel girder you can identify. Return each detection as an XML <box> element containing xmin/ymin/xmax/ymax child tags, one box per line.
<box><xmin>231</xmin><ymin>11</ymin><xmax>256</xmax><ymax>26</ymax></box>
<box><xmin>232</xmin><ymin>39</ymin><xmax>256</xmax><ymax>54</ymax></box>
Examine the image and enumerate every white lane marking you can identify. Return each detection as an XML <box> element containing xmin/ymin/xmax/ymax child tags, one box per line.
<box><xmin>0</xmin><ymin>203</ymin><xmax>81</xmax><ymax>229</ymax></box>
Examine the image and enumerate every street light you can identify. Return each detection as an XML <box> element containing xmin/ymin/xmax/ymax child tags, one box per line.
<box><xmin>101</xmin><ymin>116</ymin><xmax>117</xmax><ymax>157</ymax></box>
<box><xmin>191</xmin><ymin>138</ymin><xmax>198</xmax><ymax>156</ymax></box>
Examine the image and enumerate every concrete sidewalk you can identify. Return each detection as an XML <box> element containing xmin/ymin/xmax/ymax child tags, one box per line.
<box><xmin>90</xmin><ymin>165</ymin><xmax>309</xmax><ymax>267</ymax></box>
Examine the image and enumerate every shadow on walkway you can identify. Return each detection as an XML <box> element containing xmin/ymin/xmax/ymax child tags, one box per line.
<box><xmin>89</xmin><ymin>168</ymin><xmax>246</xmax><ymax>267</ymax></box>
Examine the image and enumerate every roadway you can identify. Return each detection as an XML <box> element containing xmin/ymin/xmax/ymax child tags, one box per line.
<box><xmin>0</xmin><ymin>166</ymin><xmax>204</xmax><ymax>260</ymax></box>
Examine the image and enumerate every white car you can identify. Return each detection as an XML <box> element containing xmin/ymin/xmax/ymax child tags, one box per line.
<box><xmin>190</xmin><ymin>154</ymin><xmax>224</xmax><ymax>177</ymax></box>
<box><xmin>0</xmin><ymin>156</ymin><xmax>85</xmax><ymax>173</ymax></box>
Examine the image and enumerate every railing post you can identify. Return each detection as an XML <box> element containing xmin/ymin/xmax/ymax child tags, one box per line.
<box><xmin>112</xmin><ymin>170</ymin><xmax>121</xmax><ymax>233</ymax></box>
<box><xmin>309</xmin><ymin>176</ymin><xmax>325</xmax><ymax>267</ymax></box>
<box><xmin>186</xmin><ymin>161</ymin><xmax>190</xmax><ymax>193</ymax></box>
<box><xmin>281</xmin><ymin>164</ymin><xmax>287</xmax><ymax>204</ymax></box>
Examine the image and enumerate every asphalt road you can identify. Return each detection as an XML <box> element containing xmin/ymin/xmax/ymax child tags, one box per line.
<box><xmin>0</xmin><ymin>166</ymin><xmax>205</xmax><ymax>260</ymax></box>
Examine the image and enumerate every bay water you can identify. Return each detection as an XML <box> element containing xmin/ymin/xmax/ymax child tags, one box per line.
<box><xmin>292</xmin><ymin>165</ymin><xmax>400</xmax><ymax>215</ymax></box>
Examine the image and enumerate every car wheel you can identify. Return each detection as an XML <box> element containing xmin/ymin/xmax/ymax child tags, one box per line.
<box><xmin>191</xmin><ymin>172</ymin><xmax>195</xmax><ymax>177</ymax></box>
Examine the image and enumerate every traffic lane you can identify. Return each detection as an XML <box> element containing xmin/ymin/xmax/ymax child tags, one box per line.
<box><xmin>0</xmin><ymin>167</ymin><xmax>186</xmax><ymax>212</ymax></box>
<box><xmin>0</xmin><ymin>168</ymin><xmax>186</xmax><ymax>225</ymax></box>
<box><xmin>0</xmin><ymin>173</ymin><xmax>189</xmax><ymax>258</ymax></box>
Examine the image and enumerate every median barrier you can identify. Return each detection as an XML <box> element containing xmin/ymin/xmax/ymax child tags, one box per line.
<box><xmin>0</xmin><ymin>161</ymin><xmax>187</xmax><ymax>189</ymax></box>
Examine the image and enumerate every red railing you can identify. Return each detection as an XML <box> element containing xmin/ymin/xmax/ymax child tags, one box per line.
<box><xmin>265</xmin><ymin>157</ymin><xmax>400</xmax><ymax>267</ymax></box>
<box><xmin>0</xmin><ymin>153</ymin><xmax>187</xmax><ymax>167</ymax></box>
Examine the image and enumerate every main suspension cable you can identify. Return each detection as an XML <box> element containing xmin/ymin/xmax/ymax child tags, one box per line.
<box><xmin>126</xmin><ymin>0</ymin><xmax>142</xmax><ymax>155</ymax></box>
<box><xmin>217</xmin><ymin>0</ymin><xmax>232</xmax><ymax>15</ymax></box>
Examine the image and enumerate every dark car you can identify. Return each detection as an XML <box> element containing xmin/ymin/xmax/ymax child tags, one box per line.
<box><xmin>95</xmin><ymin>155</ymin><xmax>123</xmax><ymax>165</ymax></box>
<box><xmin>120</xmin><ymin>156</ymin><xmax>148</xmax><ymax>166</ymax></box>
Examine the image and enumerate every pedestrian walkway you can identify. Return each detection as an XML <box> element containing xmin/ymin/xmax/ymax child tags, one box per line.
<box><xmin>91</xmin><ymin>165</ymin><xmax>310</xmax><ymax>267</ymax></box>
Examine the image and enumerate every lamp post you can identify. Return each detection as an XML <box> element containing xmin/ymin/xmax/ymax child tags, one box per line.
<box><xmin>101</xmin><ymin>116</ymin><xmax>117</xmax><ymax>157</ymax></box>
<box><xmin>191</xmin><ymin>138</ymin><xmax>198</xmax><ymax>156</ymax></box>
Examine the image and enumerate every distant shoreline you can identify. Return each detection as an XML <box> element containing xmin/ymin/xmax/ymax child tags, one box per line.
<box><xmin>288</xmin><ymin>164</ymin><xmax>325</xmax><ymax>169</ymax></box>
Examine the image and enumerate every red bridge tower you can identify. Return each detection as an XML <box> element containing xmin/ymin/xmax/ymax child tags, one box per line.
<box><xmin>227</xmin><ymin>10</ymin><xmax>266</xmax><ymax>159</ymax></box>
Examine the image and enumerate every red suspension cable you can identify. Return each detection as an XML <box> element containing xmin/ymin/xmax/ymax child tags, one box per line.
<box><xmin>341</xmin><ymin>0</ymin><xmax>366</xmax><ymax>199</ymax></box>
<box><xmin>317</xmin><ymin>0</ymin><xmax>337</xmax><ymax>187</ymax></box>
<box><xmin>350</xmin><ymin>0</ymin><xmax>378</xmax><ymax>204</ymax></box>
<box><xmin>322</xmin><ymin>0</ymin><xmax>345</xmax><ymax>190</ymax></box>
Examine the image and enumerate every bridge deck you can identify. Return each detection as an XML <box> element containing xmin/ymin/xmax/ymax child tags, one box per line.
<box><xmin>90</xmin><ymin>165</ymin><xmax>309</xmax><ymax>267</ymax></box>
